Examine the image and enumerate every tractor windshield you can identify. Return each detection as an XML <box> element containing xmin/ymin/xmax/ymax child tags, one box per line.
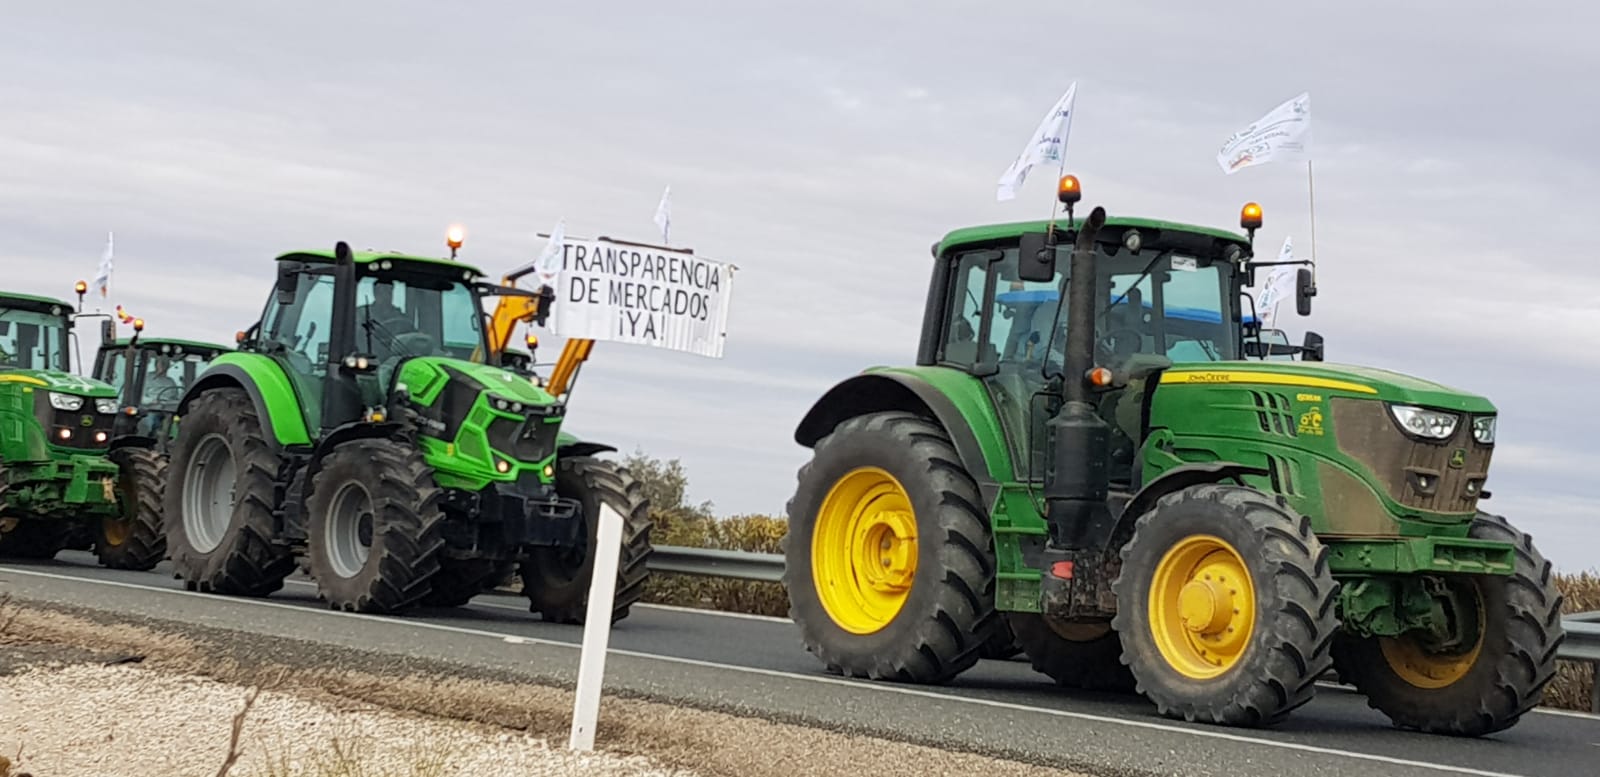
<box><xmin>355</xmin><ymin>273</ymin><xmax>486</xmax><ymax>364</ymax></box>
<box><xmin>140</xmin><ymin>349</ymin><xmax>217</xmax><ymax>410</ymax></box>
<box><xmin>0</xmin><ymin>306</ymin><xmax>71</xmax><ymax>373</ymax></box>
<box><xmin>940</xmin><ymin>243</ymin><xmax>1240</xmax><ymax>378</ymax></box>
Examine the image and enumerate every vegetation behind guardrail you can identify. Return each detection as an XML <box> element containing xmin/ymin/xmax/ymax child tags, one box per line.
<box><xmin>613</xmin><ymin>451</ymin><xmax>1599</xmax><ymax>711</ymax></box>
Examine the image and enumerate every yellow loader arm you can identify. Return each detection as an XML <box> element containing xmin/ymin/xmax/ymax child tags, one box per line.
<box><xmin>483</xmin><ymin>274</ymin><xmax>594</xmax><ymax>401</ymax></box>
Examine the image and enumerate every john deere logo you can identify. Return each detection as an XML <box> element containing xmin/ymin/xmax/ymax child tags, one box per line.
<box><xmin>80</xmin><ymin>414</ymin><xmax>94</xmax><ymax>427</ymax></box>
<box><xmin>1449</xmin><ymin>449</ymin><xmax>1467</xmax><ymax>469</ymax></box>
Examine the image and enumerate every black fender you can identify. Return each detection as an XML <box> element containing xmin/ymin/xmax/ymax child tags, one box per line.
<box><xmin>559</xmin><ymin>441</ymin><xmax>617</xmax><ymax>459</ymax></box>
<box><xmin>1107</xmin><ymin>461</ymin><xmax>1270</xmax><ymax>552</ymax></box>
<box><xmin>795</xmin><ymin>373</ymin><xmax>1000</xmax><ymax>507</ymax></box>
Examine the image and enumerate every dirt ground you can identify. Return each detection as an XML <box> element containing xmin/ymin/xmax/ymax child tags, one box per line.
<box><xmin>0</xmin><ymin>598</ymin><xmax>1087</xmax><ymax>777</ymax></box>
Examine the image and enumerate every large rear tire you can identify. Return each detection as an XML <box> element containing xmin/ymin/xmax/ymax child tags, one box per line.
<box><xmin>304</xmin><ymin>439</ymin><xmax>446</xmax><ymax>614</ymax></box>
<box><xmin>520</xmin><ymin>456</ymin><xmax>652</xmax><ymax>624</ymax></box>
<box><xmin>1009</xmin><ymin>613</ymin><xmax>1136</xmax><ymax>692</ymax></box>
<box><xmin>1329</xmin><ymin>511</ymin><xmax>1563</xmax><ymax>737</ymax></box>
<box><xmin>0</xmin><ymin>518</ymin><xmax>71</xmax><ymax>560</ymax></box>
<box><xmin>95</xmin><ymin>447</ymin><xmax>167</xmax><ymax>571</ymax></box>
<box><xmin>164</xmin><ymin>388</ymin><xmax>295</xmax><ymax>597</ymax></box>
<box><xmin>782</xmin><ymin>410</ymin><xmax>998</xmax><ymax>684</ymax></box>
<box><xmin>1111</xmin><ymin>484</ymin><xmax>1337</xmax><ymax>727</ymax></box>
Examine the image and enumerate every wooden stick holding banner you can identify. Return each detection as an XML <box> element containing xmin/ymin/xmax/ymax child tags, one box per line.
<box><xmin>568</xmin><ymin>502</ymin><xmax>625</xmax><ymax>752</ymax></box>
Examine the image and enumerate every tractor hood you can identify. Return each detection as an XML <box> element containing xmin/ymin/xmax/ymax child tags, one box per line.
<box><xmin>1158</xmin><ymin>361</ymin><xmax>1495</xmax><ymax>414</ymax></box>
<box><xmin>396</xmin><ymin>356</ymin><xmax>557</xmax><ymax>407</ymax></box>
<box><xmin>0</xmin><ymin>369</ymin><xmax>116</xmax><ymax>398</ymax></box>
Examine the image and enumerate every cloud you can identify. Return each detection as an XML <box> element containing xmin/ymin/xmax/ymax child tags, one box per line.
<box><xmin>3</xmin><ymin>0</ymin><xmax>1596</xmax><ymax>571</ymax></box>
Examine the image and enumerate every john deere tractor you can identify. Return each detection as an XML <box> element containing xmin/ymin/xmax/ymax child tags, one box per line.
<box><xmin>163</xmin><ymin>240</ymin><xmax>652</xmax><ymax>620</ymax></box>
<box><xmin>783</xmin><ymin>176</ymin><xmax>1562</xmax><ymax>736</ymax></box>
<box><xmin>79</xmin><ymin>324</ymin><xmax>230</xmax><ymax>569</ymax></box>
<box><xmin>0</xmin><ymin>290</ymin><xmax>165</xmax><ymax>567</ymax></box>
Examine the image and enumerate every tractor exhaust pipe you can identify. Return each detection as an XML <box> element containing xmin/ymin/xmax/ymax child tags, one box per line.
<box><xmin>1039</xmin><ymin>206</ymin><xmax>1115</xmax><ymax>616</ymax></box>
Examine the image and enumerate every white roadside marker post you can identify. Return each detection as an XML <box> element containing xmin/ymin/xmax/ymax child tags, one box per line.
<box><xmin>568</xmin><ymin>502</ymin><xmax>625</xmax><ymax>752</ymax></box>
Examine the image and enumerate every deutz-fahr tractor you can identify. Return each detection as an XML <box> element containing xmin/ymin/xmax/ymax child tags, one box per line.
<box><xmin>163</xmin><ymin>240</ymin><xmax>652</xmax><ymax>621</ymax></box>
<box><xmin>79</xmin><ymin>323</ymin><xmax>230</xmax><ymax>569</ymax></box>
<box><xmin>783</xmin><ymin>176</ymin><xmax>1563</xmax><ymax>736</ymax></box>
<box><xmin>0</xmin><ymin>290</ymin><xmax>166</xmax><ymax>568</ymax></box>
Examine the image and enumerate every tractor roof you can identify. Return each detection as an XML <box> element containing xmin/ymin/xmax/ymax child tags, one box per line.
<box><xmin>0</xmin><ymin>290</ymin><xmax>75</xmax><ymax>312</ymax></box>
<box><xmin>936</xmin><ymin>216</ymin><xmax>1251</xmax><ymax>255</ymax></box>
<box><xmin>274</xmin><ymin>249</ymin><xmax>487</xmax><ymax>279</ymax></box>
<box><xmin>104</xmin><ymin>337</ymin><xmax>231</xmax><ymax>353</ymax></box>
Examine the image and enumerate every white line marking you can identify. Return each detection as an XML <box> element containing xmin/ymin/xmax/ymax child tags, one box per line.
<box><xmin>0</xmin><ymin>567</ymin><xmax>1546</xmax><ymax>777</ymax></box>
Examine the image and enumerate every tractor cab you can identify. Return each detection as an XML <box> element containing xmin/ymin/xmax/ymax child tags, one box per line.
<box><xmin>92</xmin><ymin>336</ymin><xmax>230</xmax><ymax>444</ymax></box>
<box><xmin>234</xmin><ymin>242</ymin><xmax>549</xmax><ymax>435</ymax></box>
<box><xmin>0</xmin><ymin>292</ymin><xmax>74</xmax><ymax>374</ymax></box>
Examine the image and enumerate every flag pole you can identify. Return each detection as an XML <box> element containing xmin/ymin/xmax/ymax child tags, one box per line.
<box><xmin>1306</xmin><ymin>160</ymin><xmax>1318</xmax><ymax>268</ymax></box>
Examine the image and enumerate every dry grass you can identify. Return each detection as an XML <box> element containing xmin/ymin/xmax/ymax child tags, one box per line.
<box><xmin>640</xmin><ymin>512</ymin><xmax>790</xmax><ymax>617</ymax></box>
<box><xmin>1549</xmin><ymin>571</ymin><xmax>1599</xmax><ymax>711</ymax></box>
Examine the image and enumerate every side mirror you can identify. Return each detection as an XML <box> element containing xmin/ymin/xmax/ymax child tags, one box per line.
<box><xmin>1296</xmin><ymin>267</ymin><xmax>1316</xmax><ymax>316</ymax></box>
<box><xmin>1018</xmin><ymin>231</ymin><xmax>1055</xmax><ymax>283</ymax></box>
<box><xmin>1301</xmin><ymin>331</ymin><xmax>1325</xmax><ymax>362</ymax></box>
<box><xmin>100</xmin><ymin>319</ymin><xmax>115</xmax><ymax>344</ymax></box>
<box><xmin>275</xmin><ymin>265</ymin><xmax>300</xmax><ymax>305</ymax></box>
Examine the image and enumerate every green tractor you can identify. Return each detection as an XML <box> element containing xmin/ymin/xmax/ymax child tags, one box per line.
<box><xmin>0</xmin><ymin>290</ymin><xmax>164</xmax><ymax>567</ymax></box>
<box><xmin>80</xmin><ymin>326</ymin><xmax>231</xmax><ymax>569</ymax></box>
<box><xmin>162</xmin><ymin>241</ymin><xmax>652</xmax><ymax>620</ymax></box>
<box><xmin>782</xmin><ymin>177</ymin><xmax>1562</xmax><ymax>736</ymax></box>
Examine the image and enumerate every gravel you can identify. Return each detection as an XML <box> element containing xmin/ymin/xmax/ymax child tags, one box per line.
<box><xmin>0</xmin><ymin>663</ymin><xmax>696</xmax><ymax>777</ymax></box>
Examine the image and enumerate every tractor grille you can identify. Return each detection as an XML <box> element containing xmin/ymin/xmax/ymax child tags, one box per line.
<box><xmin>1248</xmin><ymin>390</ymin><xmax>1298</xmax><ymax>437</ymax></box>
<box><xmin>486</xmin><ymin>413</ymin><xmax>561</xmax><ymax>463</ymax></box>
<box><xmin>1331</xmin><ymin>398</ymin><xmax>1491</xmax><ymax>515</ymax></box>
<box><xmin>35</xmin><ymin>394</ymin><xmax>115</xmax><ymax>451</ymax></box>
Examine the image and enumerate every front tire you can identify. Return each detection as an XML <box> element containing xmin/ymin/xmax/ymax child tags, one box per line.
<box><xmin>164</xmin><ymin>388</ymin><xmax>294</xmax><ymax>596</ymax></box>
<box><xmin>1329</xmin><ymin>511</ymin><xmax>1564</xmax><ymax>737</ymax></box>
<box><xmin>0</xmin><ymin>519</ymin><xmax>71</xmax><ymax>560</ymax></box>
<box><xmin>95</xmin><ymin>447</ymin><xmax>168</xmax><ymax>571</ymax></box>
<box><xmin>520</xmin><ymin>456</ymin><xmax>653</xmax><ymax>624</ymax></box>
<box><xmin>304</xmin><ymin>438</ymin><xmax>446</xmax><ymax>614</ymax></box>
<box><xmin>1111</xmin><ymin>484</ymin><xmax>1338</xmax><ymax>727</ymax></box>
<box><xmin>782</xmin><ymin>411</ymin><xmax>998</xmax><ymax>684</ymax></box>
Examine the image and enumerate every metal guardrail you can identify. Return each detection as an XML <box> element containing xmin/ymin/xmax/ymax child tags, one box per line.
<box><xmin>649</xmin><ymin>545</ymin><xmax>785</xmax><ymax>583</ymax></box>
<box><xmin>648</xmin><ymin>546</ymin><xmax>1600</xmax><ymax>712</ymax></box>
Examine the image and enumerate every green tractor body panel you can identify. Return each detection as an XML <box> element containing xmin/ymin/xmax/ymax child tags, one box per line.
<box><xmin>0</xmin><ymin>291</ymin><xmax>122</xmax><ymax>520</ymax></box>
<box><xmin>862</xmin><ymin>365</ymin><xmax>1019</xmax><ymax>481</ymax></box>
<box><xmin>395</xmin><ymin>355</ymin><xmax>562</xmax><ymax>491</ymax></box>
<box><xmin>194</xmin><ymin>351</ymin><xmax>315</xmax><ymax>447</ymax></box>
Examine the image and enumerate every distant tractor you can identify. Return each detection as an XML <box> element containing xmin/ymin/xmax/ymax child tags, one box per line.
<box><xmin>162</xmin><ymin>238</ymin><xmax>652</xmax><ymax>620</ymax></box>
<box><xmin>0</xmin><ymin>290</ymin><xmax>162</xmax><ymax>568</ymax></box>
<box><xmin>783</xmin><ymin>176</ymin><xmax>1562</xmax><ymax>736</ymax></box>
<box><xmin>82</xmin><ymin>328</ymin><xmax>230</xmax><ymax>569</ymax></box>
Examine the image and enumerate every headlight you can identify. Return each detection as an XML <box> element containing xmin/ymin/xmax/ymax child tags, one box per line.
<box><xmin>48</xmin><ymin>392</ymin><xmax>83</xmax><ymax>411</ymax></box>
<box><xmin>1389</xmin><ymin>404</ymin><xmax>1459</xmax><ymax>440</ymax></box>
<box><xmin>1472</xmin><ymin>415</ymin><xmax>1496</xmax><ymax>445</ymax></box>
<box><xmin>95</xmin><ymin>398</ymin><xmax>119</xmax><ymax>414</ymax></box>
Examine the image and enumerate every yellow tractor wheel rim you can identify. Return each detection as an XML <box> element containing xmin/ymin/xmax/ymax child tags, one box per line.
<box><xmin>1148</xmin><ymin>534</ymin><xmax>1256</xmax><ymax>679</ymax></box>
<box><xmin>101</xmin><ymin>517</ymin><xmax>132</xmax><ymax>547</ymax></box>
<box><xmin>1378</xmin><ymin>587</ymin><xmax>1486</xmax><ymax>690</ymax></box>
<box><xmin>811</xmin><ymin>466</ymin><xmax>918</xmax><ymax>635</ymax></box>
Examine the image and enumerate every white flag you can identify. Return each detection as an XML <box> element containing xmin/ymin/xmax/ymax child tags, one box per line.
<box><xmin>1255</xmin><ymin>236</ymin><xmax>1296</xmax><ymax>329</ymax></box>
<box><xmin>1217</xmin><ymin>92</ymin><xmax>1311</xmax><ymax>175</ymax></box>
<box><xmin>653</xmin><ymin>185</ymin><xmax>671</xmax><ymax>244</ymax></box>
<box><xmin>996</xmin><ymin>82</ymin><xmax>1077</xmax><ymax>202</ymax></box>
<box><xmin>92</xmin><ymin>232</ymin><xmax>114</xmax><ymax>298</ymax></box>
<box><xmin>535</xmin><ymin>220</ymin><xmax>566</xmax><ymax>288</ymax></box>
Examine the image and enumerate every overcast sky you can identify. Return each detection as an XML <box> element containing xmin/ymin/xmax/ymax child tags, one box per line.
<box><xmin>4</xmin><ymin>1</ymin><xmax>1595</xmax><ymax>572</ymax></box>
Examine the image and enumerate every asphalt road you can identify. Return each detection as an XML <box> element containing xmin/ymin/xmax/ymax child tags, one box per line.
<box><xmin>3</xmin><ymin>552</ymin><xmax>1597</xmax><ymax>777</ymax></box>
